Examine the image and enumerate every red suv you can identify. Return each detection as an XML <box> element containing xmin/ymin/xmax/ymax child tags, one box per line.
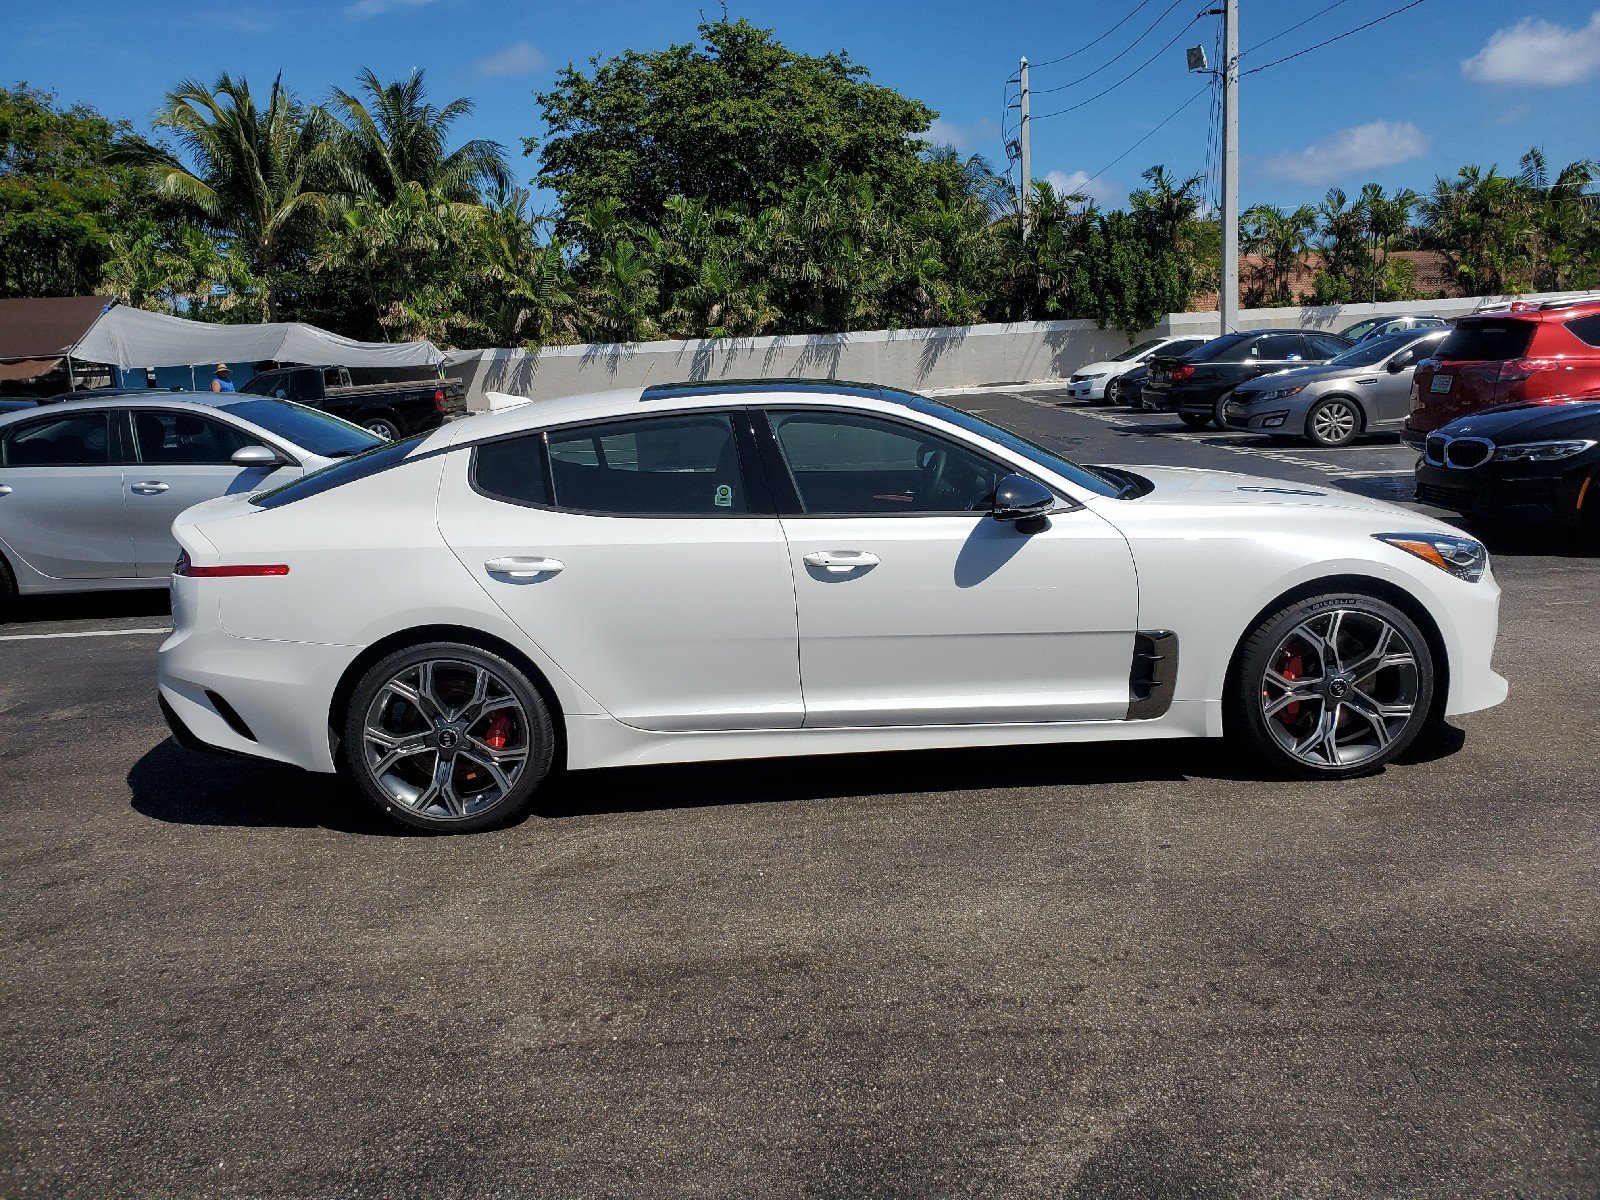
<box><xmin>1404</xmin><ymin>298</ymin><xmax>1600</xmax><ymax>446</ymax></box>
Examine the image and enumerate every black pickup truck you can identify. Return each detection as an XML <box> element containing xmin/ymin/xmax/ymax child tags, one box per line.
<box><xmin>240</xmin><ymin>365</ymin><xmax>466</xmax><ymax>440</ymax></box>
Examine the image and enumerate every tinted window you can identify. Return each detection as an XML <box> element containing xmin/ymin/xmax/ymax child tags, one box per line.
<box><xmin>0</xmin><ymin>411</ymin><xmax>112</xmax><ymax>467</ymax></box>
<box><xmin>546</xmin><ymin>413</ymin><xmax>747</xmax><ymax>515</ymax></box>
<box><xmin>1251</xmin><ymin>333</ymin><xmax>1305</xmax><ymax>360</ymax></box>
<box><xmin>1330</xmin><ymin>332</ymin><xmax>1418</xmax><ymax>368</ymax></box>
<box><xmin>1437</xmin><ymin>320</ymin><xmax>1535</xmax><ymax>361</ymax></box>
<box><xmin>905</xmin><ymin>397</ymin><xmax>1121</xmax><ymax>498</ymax></box>
<box><xmin>220</xmin><ymin>398</ymin><xmax>380</xmax><ymax>458</ymax></box>
<box><xmin>251</xmin><ymin>436</ymin><xmax>423</xmax><ymax>509</ymax></box>
<box><xmin>1111</xmin><ymin>338</ymin><xmax>1164</xmax><ymax>362</ymax></box>
<box><xmin>1307</xmin><ymin>334</ymin><xmax>1350</xmax><ymax>358</ymax></box>
<box><xmin>131</xmin><ymin>410</ymin><xmax>251</xmax><ymax>464</ymax></box>
<box><xmin>1566</xmin><ymin>314</ymin><xmax>1600</xmax><ymax>348</ymax></box>
<box><xmin>1165</xmin><ymin>338</ymin><xmax>1207</xmax><ymax>356</ymax></box>
<box><xmin>770</xmin><ymin>409</ymin><xmax>1007</xmax><ymax>514</ymax></box>
<box><xmin>473</xmin><ymin>436</ymin><xmax>550</xmax><ymax>507</ymax></box>
<box><xmin>1188</xmin><ymin>333</ymin><xmax>1253</xmax><ymax>362</ymax></box>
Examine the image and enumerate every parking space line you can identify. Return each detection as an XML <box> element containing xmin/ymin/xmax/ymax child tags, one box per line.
<box><xmin>0</xmin><ymin>627</ymin><xmax>171</xmax><ymax>643</ymax></box>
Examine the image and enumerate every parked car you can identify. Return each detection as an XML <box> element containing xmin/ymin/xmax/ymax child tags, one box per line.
<box><xmin>0</xmin><ymin>393</ymin><xmax>381</xmax><ymax>614</ymax></box>
<box><xmin>1119</xmin><ymin>363</ymin><xmax>1153</xmax><ymax>408</ymax></box>
<box><xmin>240</xmin><ymin>365</ymin><xmax>465</xmax><ymax>440</ymax></box>
<box><xmin>1415</xmin><ymin>398</ymin><xmax>1600</xmax><ymax>538</ymax></box>
<box><xmin>39</xmin><ymin>387</ymin><xmax>166</xmax><ymax>405</ymax></box>
<box><xmin>159</xmin><ymin>378</ymin><xmax>1505</xmax><ymax>833</ymax></box>
<box><xmin>0</xmin><ymin>399</ymin><xmax>38</xmax><ymax>415</ymax></box>
<box><xmin>1403</xmin><ymin>297</ymin><xmax>1600</xmax><ymax>447</ymax></box>
<box><xmin>1338</xmin><ymin>314</ymin><xmax>1450</xmax><ymax>343</ymax></box>
<box><xmin>1143</xmin><ymin>329</ymin><xmax>1354</xmax><ymax>428</ymax></box>
<box><xmin>1223</xmin><ymin>328</ymin><xmax>1449</xmax><ymax>447</ymax></box>
<box><xmin>1068</xmin><ymin>336</ymin><xmax>1209</xmax><ymax>405</ymax></box>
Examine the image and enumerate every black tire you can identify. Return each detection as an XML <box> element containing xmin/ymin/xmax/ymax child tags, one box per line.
<box><xmin>1103</xmin><ymin>377</ymin><xmax>1119</xmax><ymax>407</ymax></box>
<box><xmin>341</xmin><ymin>641</ymin><xmax>555</xmax><ymax>833</ymax></box>
<box><xmin>1304</xmin><ymin>396</ymin><xmax>1363</xmax><ymax>448</ymax></box>
<box><xmin>0</xmin><ymin>552</ymin><xmax>16</xmax><ymax>623</ymax></box>
<box><xmin>362</xmin><ymin>415</ymin><xmax>401</xmax><ymax>441</ymax></box>
<box><xmin>1230</xmin><ymin>592</ymin><xmax>1435</xmax><ymax>780</ymax></box>
<box><xmin>1211</xmin><ymin>389</ymin><xmax>1235</xmax><ymax>430</ymax></box>
<box><xmin>1178</xmin><ymin>412</ymin><xmax>1211</xmax><ymax>430</ymax></box>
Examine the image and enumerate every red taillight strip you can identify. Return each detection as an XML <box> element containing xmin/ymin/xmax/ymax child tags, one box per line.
<box><xmin>176</xmin><ymin>563</ymin><xmax>290</xmax><ymax>578</ymax></box>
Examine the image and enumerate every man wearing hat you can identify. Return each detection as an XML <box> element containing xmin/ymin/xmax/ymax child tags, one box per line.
<box><xmin>209</xmin><ymin>364</ymin><xmax>236</xmax><ymax>393</ymax></box>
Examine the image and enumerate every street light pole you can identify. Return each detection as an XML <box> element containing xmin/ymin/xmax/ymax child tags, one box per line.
<box><xmin>1220</xmin><ymin>0</ymin><xmax>1240</xmax><ymax>334</ymax></box>
<box><xmin>1019</xmin><ymin>55</ymin><xmax>1032</xmax><ymax>241</ymax></box>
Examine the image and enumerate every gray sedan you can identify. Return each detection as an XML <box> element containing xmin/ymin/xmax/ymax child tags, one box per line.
<box><xmin>0</xmin><ymin>392</ymin><xmax>381</xmax><ymax>613</ymax></box>
<box><xmin>1222</xmin><ymin>328</ymin><xmax>1449</xmax><ymax>447</ymax></box>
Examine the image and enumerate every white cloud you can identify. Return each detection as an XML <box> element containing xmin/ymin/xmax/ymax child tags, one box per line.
<box><xmin>924</xmin><ymin>118</ymin><xmax>1000</xmax><ymax>155</ymax></box>
<box><xmin>476</xmin><ymin>41</ymin><xmax>546</xmax><ymax>77</ymax></box>
<box><xmin>1496</xmin><ymin>103</ymin><xmax>1532</xmax><ymax>126</ymax></box>
<box><xmin>1045</xmin><ymin>169</ymin><xmax>1122</xmax><ymax>207</ymax></box>
<box><xmin>346</xmin><ymin>0</ymin><xmax>438</xmax><ymax>18</ymax></box>
<box><xmin>1260</xmin><ymin>120</ymin><xmax>1427</xmax><ymax>186</ymax></box>
<box><xmin>1461</xmin><ymin>11</ymin><xmax>1600</xmax><ymax>87</ymax></box>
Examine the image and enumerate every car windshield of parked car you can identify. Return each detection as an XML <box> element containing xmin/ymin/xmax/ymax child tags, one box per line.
<box><xmin>1328</xmin><ymin>332</ymin><xmax>1423</xmax><ymax>368</ymax></box>
<box><xmin>905</xmin><ymin>396</ymin><xmax>1122</xmax><ymax>497</ymax></box>
<box><xmin>1339</xmin><ymin>317</ymin><xmax>1383</xmax><ymax>341</ymax></box>
<box><xmin>222</xmin><ymin>398</ymin><xmax>382</xmax><ymax>458</ymax></box>
<box><xmin>1111</xmin><ymin>338</ymin><xmax>1164</xmax><ymax>362</ymax></box>
<box><xmin>1437</xmin><ymin>320</ymin><xmax>1536</xmax><ymax>361</ymax></box>
<box><xmin>250</xmin><ymin>434</ymin><xmax>423</xmax><ymax>509</ymax></box>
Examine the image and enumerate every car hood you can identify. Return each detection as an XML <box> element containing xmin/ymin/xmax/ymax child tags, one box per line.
<box><xmin>1073</xmin><ymin>360</ymin><xmax>1124</xmax><ymax>377</ymax></box>
<box><xmin>1094</xmin><ymin>464</ymin><xmax>1434</xmax><ymax>520</ymax></box>
<box><xmin>1436</xmin><ymin>399</ymin><xmax>1600</xmax><ymax>442</ymax></box>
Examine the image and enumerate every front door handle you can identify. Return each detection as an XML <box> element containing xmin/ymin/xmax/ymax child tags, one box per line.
<box><xmin>803</xmin><ymin>550</ymin><xmax>880</xmax><ymax>573</ymax></box>
<box><xmin>130</xmin><ymin>481</ymin><xmax>170</xmax><ymax>495</ymax></box>
<box><xmin>0</xmin><ymin>485</ymin><xmax>11</xmax><ymax>496</ymax></box>
<box><xmin>485</xmin><ymin>555</ymin><xmax>565</xmax><ymax>579</ymax></box>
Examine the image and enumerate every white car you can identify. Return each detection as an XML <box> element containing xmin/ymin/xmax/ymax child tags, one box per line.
<box><xmin>158</xmin><ymin>380</ymin><xmax>1507</xmax><ymax>832</ymax></box>
<box><xmin>1068</xmin><ymin>335</ymin><xmax>1208</xmax><ymax>404</ymax></box>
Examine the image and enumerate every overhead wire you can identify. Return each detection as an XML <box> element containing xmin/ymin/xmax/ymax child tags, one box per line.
<box><xmin>1031</xmin><ymin>0</ymin><xmax>1190</xmax><ymax>95</ymax></box>
<box><xmin>1027</xmin><ymin>0</ymin><xmax>1161</xmax><ymax>69</ymax></box>
<box><xmin>1242</xmin><ymin>0</ymin><xmax>1430</xmax><ymax>76</ymax></box>
<box><xmin>1032</xmin><ymin>7</ymin><xmax>1211</xmax><ymax>121</ymax></box>
<box><xmin>1075</xmin><ymin>81</ymin><xmax>1214</xmax><ymax>193</ymax></box>
<box><xmin>1240</xmin><ymin>0</ymin><xmax>1356</xmax><ymax>58</ymax></box>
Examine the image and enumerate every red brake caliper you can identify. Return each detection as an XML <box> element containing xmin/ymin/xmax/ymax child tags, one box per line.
<box><xmin>484</xmin><ymin>711</ymin><xmax>512</xmax><ymax>751</ymax></box>
<box><xmin>1274</xmin><ymin>652</ymin><xmax>1305</xmax><ymax>725</ymax></box>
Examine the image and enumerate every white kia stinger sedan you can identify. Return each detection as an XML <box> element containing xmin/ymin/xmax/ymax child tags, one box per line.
<box><xmin>157</xmin><ymin>380</ymin><xmax>1507</xmax><ymax>832</ymax></box>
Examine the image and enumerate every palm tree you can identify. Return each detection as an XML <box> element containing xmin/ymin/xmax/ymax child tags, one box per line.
<box><xmin>327</xmin><ymin>69</ymin><xmax>509</xmax><ymax>204</ymax></box>
<box><xmin>1242</xmin><ymin>203</ymin><xmax>1316</xmax><ymax>304</ymax></box>
<box><xmin>117</xmin><ymin>74</ymin><xmax>333</xmax><ymax>320</ymax></box>
<box><xmin>1518</xmin><ymin>147</ymin><xmax>1597</xmax><ymax>290</ymax></box>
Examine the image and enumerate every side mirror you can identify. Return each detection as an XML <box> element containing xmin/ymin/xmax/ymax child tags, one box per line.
<box><xmin>231</xmin><ymin>445</ymin><xmax>281</xmax><ymax>468</ymax></box>
<box><xmin>1387</xmin><ymin>356</ymin><xmax>1410</xmax><ymax>373</ymax></box>
<box><xmin>991</xmin><ymin>473</ymin><xmax>1059</xmax><ymax>533</ymax></box>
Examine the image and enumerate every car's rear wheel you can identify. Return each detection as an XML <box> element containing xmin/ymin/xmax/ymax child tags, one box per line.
<box><xmin>1211</xmin><ymin>389</ymin><xmax>1235</xmax><ymax>430</ymax></box>
<box><xmin>1178</xmin><ymin>412</ymin><xmax>1211</xmax><ymax>429</ymax></box>
<box><xmin>1305</xmin><ymin>397</ymin><xmax>1362</xmax><ymax>447</ymax></box>
<box><xmin>363</xmin><ymin>416</ymin><xmax>400</xmax><ymax>441</ymax></box>
<box><xmin>0</xmin><ymin>553</ymin><xmax>15</xmax><ymax>623</ymax></box>
<box><xmin>342</xmin><ymin>643</ymin><xmax>555</xmax><ymax>832</ymax></box>
<box><xmin>1231</xmin><ymin>593</ymin><xmax>1434</xmax><ymax>779</ymax></box>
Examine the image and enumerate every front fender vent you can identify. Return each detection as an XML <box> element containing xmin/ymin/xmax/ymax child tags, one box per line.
<box><xmin>1127</xmin><ymin>630</ymin><xmax>1178</xmax><ymax>720</ymax></box>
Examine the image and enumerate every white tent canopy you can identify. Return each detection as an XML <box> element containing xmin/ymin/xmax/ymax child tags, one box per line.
<box><xmin>72</xmin><ymin>304</ymin><xmax>442</xmax><ymax>370</ymax></box>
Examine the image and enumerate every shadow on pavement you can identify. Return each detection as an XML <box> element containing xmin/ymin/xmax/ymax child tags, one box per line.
<box><xmin>6</xmin><ymin>590</ymin><xmax>172</xmax><ymax>626</ymax></box>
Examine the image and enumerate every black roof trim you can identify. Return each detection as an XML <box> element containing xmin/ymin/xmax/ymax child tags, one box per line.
<box><xmin>640</xmin><ymin>378</ymin><xmax>925</xmax><ymax>405</ymax></box>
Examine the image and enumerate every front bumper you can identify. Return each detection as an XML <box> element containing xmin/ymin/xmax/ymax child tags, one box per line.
<box><xmin>1222</xmin><ymin>402</ymin><xmax>1296</xmax><ymax>433</ymax></box>
<box><xmin>1067</xmin><ymin>377</ymin><xmax>1108</xmax><ymax>401</ymax></box>
<box><xmin>1414</xmin><ymin>462</ymin><xmax>1588</xmax><ymax>528</ymax></box>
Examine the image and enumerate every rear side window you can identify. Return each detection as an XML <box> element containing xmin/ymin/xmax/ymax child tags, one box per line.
<box><xmin>1566</xmin><ymin>314</ymin><xmax>1600</xmax><ymax>348</ymax></box>
<box><xmin>1188</xmin><ymin>334</ymin><xmax>1251</xmax><ymax>362</ymax></box>
<box><xmin>251</xmin><ymin>436</ymin><xmax>423</xmax><ymax>509</ymax></box>
<box><xmin>131</xmin><ymin>410</ymin><xmax>251</xmax><ymax>465</ymax></box>
<box><xmin>1437</xmin><ymin>321</ymin><xmax>1535</xmax><ymax>361</ymax></box>
<box><xmin>546</xmin><ymin>413</ymin><xmax>749</xmax><ymax>515</ymax></box>
<box><xmin>0</xmin><ymin>411</ymin><xmax>112</xmax><ymax>466</ymax></box>
<box><xmin>473</xmin><ymin>436</ymin><xmax>550</xmax><ymax>507</ymax></box>
<box><xmin>1250</xmin><ymin>333</ymin><xmax>1305</xmax><ymax>360</ymax></box>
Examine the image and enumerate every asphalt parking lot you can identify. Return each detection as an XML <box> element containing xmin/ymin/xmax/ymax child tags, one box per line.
<box><xmin>2</xmin><ymin>390</ymin><xmax>1596</xmax><ymax>1198</ymax></box>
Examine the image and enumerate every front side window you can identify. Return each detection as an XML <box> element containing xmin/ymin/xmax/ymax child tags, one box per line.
<box><xmin>131</xmin><ymin>410</ymin><xmax>251</xmax><ymax>465</ymax></box>
<box><xmin>768</xmin><ymin>409</ymin><xmax>1007</xmax><ymax>514</ymax></box>
<box><xmin>1307</xmin><ymin>334</ymin><xmax>1349</xmax><ymax>358</ymax></box>
<box><xmin>0</xmin><ymin>411</ymin><xmax>112</xmax><ymax>467</ymax></box>
<box><xmin>546</xmin><ymin>413</ymin><xmax>748</xmax><ymax>515</ymax></box>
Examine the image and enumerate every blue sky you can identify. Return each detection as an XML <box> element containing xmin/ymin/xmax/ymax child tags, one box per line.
<box><xmin>7</xmin><ymin>0</ymin><xmax>1600</xmax><ymax>212</ymax></box>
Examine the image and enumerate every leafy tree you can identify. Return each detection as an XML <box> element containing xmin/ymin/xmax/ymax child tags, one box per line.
<box><xmin>1242</xmin><ymin>203</ymin><xmax>1316</xmax><ymax>305</ymax></box>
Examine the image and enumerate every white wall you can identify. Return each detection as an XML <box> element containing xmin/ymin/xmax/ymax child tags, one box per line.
<box><xmin>447</xmin><ymin>290</ymin><xmax>1600</xmax><ymax>410</ymax></box>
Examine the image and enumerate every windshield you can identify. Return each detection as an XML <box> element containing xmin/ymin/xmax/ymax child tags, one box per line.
<box><xmin>1111</xmin><ymin>338</ymin><xmax>1164</xmax><ymax>362</ymax></box>
<box><xmin>251</xmin><ymin>434</ymin><xmax>423</xmax><ymax>509</ymax></box>
<box><xmin>222</xmin><ymin>398</ymin><xmax>382</xmax><ymax>458</ymax></box>
<box><xmin>907</xmin><ymin>397</ymin><xmax>1121</xmax><ymax>497</ymax></box>
<box><xmin>1328</xmin><ymin>331</ymin><xmax>1425</xmax><ymax>368</ymax></box>
<box><xmin>1437</xmin><ymin>320</ymin><xmax>1536</xmax><ymax>362</ymax></box>
<box><xmin>1339</xmin><ymin>317</ymin><xmax>1383</xmax><ymax>341</ymax></box>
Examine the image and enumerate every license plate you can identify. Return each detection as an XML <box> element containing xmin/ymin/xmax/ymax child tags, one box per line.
<box><xmin>1153</xmin><ymin>368</ymin><xmax>1167</xmax><ymax>382</ymax></box>
<box><xmin>1430</xmin><ymin>374</ymin><xmax>1453</xmax><ymax>394</ymax></box>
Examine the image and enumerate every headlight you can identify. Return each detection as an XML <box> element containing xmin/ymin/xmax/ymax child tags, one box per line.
<box><xmin>1082</xmin><ymin>373</ymin><xmax>1107</xmax><ymax>381</ymax></box>
<box><xmin>1492</xmin><ymin>438</ymin><xmax>1596</xmax><ymax>462</ymax></box>
<box><xmin>1374</xmin><ymin>532</ymin><xmax>1487</xmax><ymax>582</ymax></box>
<box><xmin>1254</xmin><ymin>385</ymin><xmax>1305</xmax><ymax>403</ymax></box>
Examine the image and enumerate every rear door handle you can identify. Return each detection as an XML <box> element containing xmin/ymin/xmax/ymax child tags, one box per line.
<box><xmin>803</xmin><ymin>550</ymin><xmax>880</xmax><ymax>573</ymax></box>
<box><xmin>130</xmin><ymin>481</ymin><xmax>170</xmax><ymax>495</ymax></box>
<box><xmin>485</xmin><ymin>555</ymin><xmax>565</xmax><ymax>579</ymax></box>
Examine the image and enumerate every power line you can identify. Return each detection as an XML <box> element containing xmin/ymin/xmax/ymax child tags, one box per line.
<box><xmin>1028</xmin><ymin>0</ymin><xmax>1161</xmax><ymax>69</ymax></box>
<box><xmin>1242</xmin><ymin>0</ymin><xmax>1430</xmax><ymax>76</ymax></box>
<box><xmin>1033</xmin><ymin>8</ymin><xmax>1210</xmax><ymax>121</ymax></box>
<box><xmin>1241</xmin><ymin>0</ymin><xmax>1355</xmax><ymax>57</ymax></box>
<box><xmin>1033</xmin><ymin>0</ymin><xmax>1189</xmax><ymax>95</ymax></box>
<box><xmin>1077</xmin><ymin>81</ymin><xmax>1214</xmax><ymax>189</ymax></box>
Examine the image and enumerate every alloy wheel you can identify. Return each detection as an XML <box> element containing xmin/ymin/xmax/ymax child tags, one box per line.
<box><xmin>361</xmin><ymin>658</ymin><xmax>531</xmax><ymax>820</ymax></box>
<box><xmin>1309</xmin><ymin>399</ymin><xmax>1359</xmax><ymax>447</ymax></box>
<box><xmin>1258</xmin><ymin>608</ymin><xmax>1420</xmax><ymax>770</ymax></box>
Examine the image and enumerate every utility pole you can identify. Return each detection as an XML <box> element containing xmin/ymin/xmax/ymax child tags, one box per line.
<box><xmin>1220</xmin><ymin>0</ymin><xmax>1240</xmax><ymax>333</ymax></box>
<box><xmin>1019</xmin><ymin>56</ymin><xmax>1032</xmax><ymax>241</ymax></box>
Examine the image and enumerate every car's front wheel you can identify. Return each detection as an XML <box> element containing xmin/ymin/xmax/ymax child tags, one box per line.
<box><xmin>342</xmin><ymin>642</ymin><xmax>555</xmax><ymax>832</ymax></box>
<box><xmin>1231</xmin><ymin>593</ymin><xmax>1434</xmax><ymax>779</ymax></box>
<box><xmin>1305</xmin><ymin>396</ymin><xmax>1362</xmax><ymax>447</ymax></box>
<box><xmin>1104</xmin><ymin>377</ymin><xmax>1120</xmax><ymax>406</ymax></box>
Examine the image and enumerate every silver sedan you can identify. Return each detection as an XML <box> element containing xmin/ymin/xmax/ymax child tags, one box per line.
<box><xmin>1222</xmin><ymin>328</ymin><xmax>1449</xmax><ymax>447</ymax></box>
<box><xmin>0</xmin><ymin>392</ymin><xmax>381</xmax><ymax>614</ymax></box>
